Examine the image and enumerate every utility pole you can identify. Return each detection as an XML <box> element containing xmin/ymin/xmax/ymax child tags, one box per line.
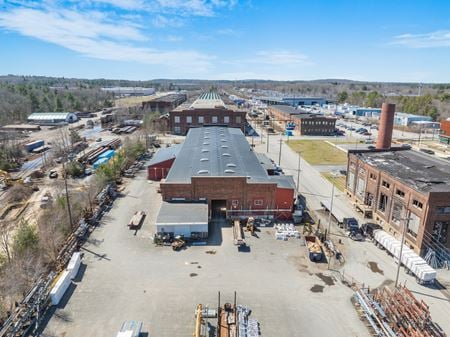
<box><xmin>327</xmin><ymin>180</ymin><xmax>335</xmax><ymax>236</ymax></box>
<box><xmin>61</xmin><ymin>160</ymin><xmax>74</xmax><ymax>228</ymax></box>
<box><xmin>278</xmin><ymin>134</ymin><xmax>283</xmax><ymax>166</ymax></box>
<box><xmin>296</xmin><ymin>154</ymin><xmax>301</xmax><ymax>193</ymax></box>
<box><xmin>395</xmin><ymin>216</ymin><xmax>411</xmax><ymax>288</ymax></box>
<box><xmin>266</xmin><ymin>129</ymin><xmax>270</xmax><ymax>153</ymax></box>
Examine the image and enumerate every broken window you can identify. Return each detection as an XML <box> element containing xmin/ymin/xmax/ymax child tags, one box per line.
<box><xmin>382</xmin><ymin>180</ymin><xmax>390</xmax><ymax>189</ymax></box>
<box><xmin>412</xmin><ymin>199</ymin><xmax>423</xmax><ymax>209</ymax></box>
<box><xmin>407</xmin><ymin>213</ymin><xmax>420</xmax><ymax>238</ymax></box>
<box><xmin>395</xmin><ymin>189</ymin><xmax>405</xmax><ymax>198</ymax></box>
<box><xmin>432</xmin><ymin>221</ymin><xmax>449</xmax><ymax>244</ymax></box>
<box><xmin>391</xmin><ymin>201</ymin><xmax>404</xmax><ymax>225</ymax></box>
<box><xmin>378</xmin><ymin>193</ymin><xmax>388</xmax><ymax>213</ymax></box>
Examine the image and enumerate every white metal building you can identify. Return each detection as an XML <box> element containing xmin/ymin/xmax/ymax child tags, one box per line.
<box><xmin>155</xmin><ymin>202</ymin><xmax>208</xmax><ymax>239</ymax></box>
<box><xmin>28</xmin><ymin>112</ymin><xmax>78</xmax><ymax>125</ymax></box>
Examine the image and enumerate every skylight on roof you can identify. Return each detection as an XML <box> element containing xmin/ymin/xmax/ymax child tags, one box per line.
<box><xmin>224</xmin><ymin>169</ymin><xmax>235</xmax><ymax>174</ymax></box>
<box><xmin>197</xmin><ymin>170</ymin><xmax>209</xmax><ymax>174</ymax></box>
<box><xmin>201</xmin><ymin>149</ymin><xmax>209</xmax><ymax>152</ymax></box>
<box><xmin>203</xmin><ymin>142</ymin><xmax>209</xmax><ymax>145</ymax></box>
<box><xmin>227</xmin><ymin>163</ymin><xmax>236</xmax><ymax>167</ymax></box>
<box><xmin>222</xmin><ymin>153</ymin><xmax>231</xmax><ymax>157</ymax></box>
<box><xmin>200</xmin><ymin>158</ymin><xmax>209</xmax><ymax>162</ymax></box>
<box><xmin>221</xmin><ymin>145</ymin><xmax>228</xmax><ymax>148</ymax></box>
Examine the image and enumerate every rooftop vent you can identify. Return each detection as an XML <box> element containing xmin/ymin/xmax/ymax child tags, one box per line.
<box><xmin>221</xmin><ymin>145</ymin><xmax>228</xmax><ymax>148</ymax></box>
<box><xmin>222</xmin><ymin>153</ymin><xmax>231</xmax><ymax>157</ymax></box>
<box><xmin>203</xmin><ymin>142</ymin><xmax>209</xmax><ymax>145</ymax></box>
<box><xmin>224</xmin><ymin>169</ymin><xmax>235</xmax><ymax>174</ymax></box>
<box><xmin>204</xmin><ymin>136</ymin><xmax>210</xmax><ymax>139</ymax></box>
<box><xmin>200</xmin><ymin>158</ymin><xmax>209</xmax><ymax>162</ymax></box>
<box><xmin>227</xmin><ymin>163</ymin><xmax>236</xmax><ymax>168</ymax></box>
<box><xmin>197</xmin><ymin>170</ymin><xmax>209</xmax><ymax>174</ymax></box>
<box><xmin>221</xmin><ymin>139</ymin><xmax>227</xmax><ymax>142</ymax></box>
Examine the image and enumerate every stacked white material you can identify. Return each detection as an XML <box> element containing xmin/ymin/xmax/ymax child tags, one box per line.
<box><xmin>274</xmin><ymin>223</ymin><xmax>300</xmax><ymax>239</ymax></box>
<box><xmin>237</xmin><ymin>305</ymin><xmax>259</xmax><ymax>337</ymax></box>
<box><xmin>67</xmin><ymin>252</ymin><xmax>82</xmax><ymax>280</ymax></box>
<box><xmin>50</xmin><ymin>270</ymin><xmax>71</xmax><ymax>305</ymax></box>
<box><xmin>373</xmin><ymin>230</ymin><xmax>436</xmax><ymax>283</ymax></box>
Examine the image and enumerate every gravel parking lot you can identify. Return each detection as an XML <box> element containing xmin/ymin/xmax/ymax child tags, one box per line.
<box><xmin>39</xmin><ymin>170</ymin><xmax>371</xmax><ymax>337</ymax></box>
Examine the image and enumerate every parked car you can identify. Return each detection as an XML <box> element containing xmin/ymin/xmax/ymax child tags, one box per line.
<box><xmin>349</xmin><ymin>228</ymin><xmax>364</xmax><ymax>241</ymax></box>
<box><xmin>370</xmin><ymin>125</ymin><xmax>378</xmax><ymax>130</ymax></box>
<box><xmin>420</xmin><ymin>148</ymin><xmax>435</xmax><ymax>155</ymax></box>
<box><xmin>362</xmin><ymin>132</ymin><xmax>372</xmax><ymax>136</ymax></box>
<box><xmin>49</xmin><ymin>170</ymin><xmax>58</xmax><ymax>179</ymax></box>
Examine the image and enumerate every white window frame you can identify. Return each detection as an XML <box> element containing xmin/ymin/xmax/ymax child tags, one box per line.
<box><xmin>254</xmin><ymin>199</ymin><xmax>263</xmax><ymax>206</ymax></box>
<box><xmin>186</xmin><ymin>116</ymin><xmax>192</xmax><ymax>124</ymax></box>
<box><xmin>224</xmin><ymin>116</ymin><xmax>230</xmax><ymax>123</ymax></box>
<box><xmin>174</xmin><ymin>116</ymin><xmax>180</xmax><ymax>123</ymax></box>
<box><xmin>198</xmin><ymin>116</ymin><xmax>204</xmax><ymax>124</ymax></box>
<box><xmin>212</xmin><ymin>116</ymin><xmax>218</xmax><ymax>123</ymax></box>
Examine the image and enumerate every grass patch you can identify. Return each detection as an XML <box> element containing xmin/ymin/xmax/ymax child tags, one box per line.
<box><xmin>116</xmin><ymin>95</ymin><xmax>155</xmax><ymax>107</ymax></box>
<box><xmin>287</xmin><ymin>140</ymin><xmax>348</xmax><ymax>165</ymax></box>
<box><xmin>321</xmin><ymin>173</ymin><xmax>346</xmax><ymax>192</ymax></box>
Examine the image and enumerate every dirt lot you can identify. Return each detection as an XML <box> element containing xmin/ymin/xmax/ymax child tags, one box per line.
<box><xmin>38</xmin><ymin>171</ymin><xmax>370</xmax><ymax>337</ymax></box>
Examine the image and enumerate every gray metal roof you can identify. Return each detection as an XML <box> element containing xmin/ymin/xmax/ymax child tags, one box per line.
<box><xmin>156</xmin><ymin>202</ymin><xmax>208</xmax><ymax>225</ymax></box>
<box><xmin>357</xmin><ymin>150</ymin><xmax>450</xmax><ymax>193</ymax></box>
<box><xmin>148</xmin><ymin>144</ymin><xmax>182</xmax><ymax>167</ymax></box>
<box><xmin>165</xmin><ymin>127</ymin><xmax>274</xmax><ymax>184</ymax></box>
<box><xmin>269</xmin><ymin>175</ymin><xmax>296</xmax><ymax>189</ymax></box>
<box><xmin>269</xmin><ymin>105</ymin><xmax>326</xmax><ymax>119</ymax></box>
<box><xmin>28</xmin><ymin>112</ymin><xmax>76</xmax><ymax>120</ymax></box>
<box><xmin>255</xmin><ymin>153</ymin><xmax>275</xmax><ymax>171</ymax></box>
<box><xmin>189</xmin><ymin>92</ymin><xmax>226</xmax><ymax>109</ymax></box>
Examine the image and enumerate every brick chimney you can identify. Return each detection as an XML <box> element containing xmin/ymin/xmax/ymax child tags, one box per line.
<box><xmin>376</xmin><ymin>103</ymin><xmax>395</xmax><ymax>150</ymax></box>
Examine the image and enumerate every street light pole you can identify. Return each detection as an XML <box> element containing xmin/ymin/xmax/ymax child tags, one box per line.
<box><xmin>395</xmin><ymin>215</ymin><xmax>411</xmax><ymax>288</ymax></box>
<box><xmin>266</xmin><ymin>129</ymin><xmax>270</xmax><ymax>153</ymax></box>
<box><xmin>327</xmin><ymin>181</ymin><xmax>335</xmax><ymax>236</ymax></box>
<box><xmin>278</xmin><ymin>134</ymin><xmax>283</xmax><ymax>166</ymax></box>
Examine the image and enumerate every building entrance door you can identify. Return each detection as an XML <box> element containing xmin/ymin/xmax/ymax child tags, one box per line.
<box><xmin>211</xmin><ymin>200</ymin><xmax>227</xmax><ymax>219</ymax></box>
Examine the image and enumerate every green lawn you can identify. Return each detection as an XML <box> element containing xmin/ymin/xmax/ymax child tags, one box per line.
<box><xmin>287</xmin><ymin>140</ymin><xmax>348</xmax><ymax>165</ymax></box>
<box><xmin>321</xmin><ymin>172</ymin><xmax>347</xmax><ymax>192</ymax></box>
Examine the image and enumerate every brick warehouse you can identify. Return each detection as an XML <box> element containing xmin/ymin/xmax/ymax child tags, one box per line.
<box><xmin>155</xmin><ymin>126</ymin><xmax>296</xmax><ymax>222</ymax></box>
<box><xmin>346</xmin><ymin>149</ymin><xmax>450</xmax><ymax>256</ymax></box>
<box><xmin>169</xmin><ymin>92</ymin><xmax>246</xmax><ymax>135</ymax></box>
<box><xmin>267</xmin><ymin>105</ymin><xmax>336</xmax><ymax>136</ymax></box>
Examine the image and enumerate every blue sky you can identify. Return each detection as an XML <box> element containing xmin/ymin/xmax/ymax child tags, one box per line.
<box><xmin>0</xmin><ymin>0</ymin><xmax>449</xmax><ymax>82</ymax></box>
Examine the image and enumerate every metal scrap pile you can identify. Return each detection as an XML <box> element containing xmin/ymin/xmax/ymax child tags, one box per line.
<box><xmin>237</xmin><ymin>305</ymin><xmax>259</xmax><ymax>337</ymax></box>
<box><xmin>353</xmin><ymin>286</ymin><xmax>446</xmax><ymax>337</ymax></box>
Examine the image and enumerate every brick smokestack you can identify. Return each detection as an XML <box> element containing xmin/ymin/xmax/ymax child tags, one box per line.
<box><xmin>376</xmin><ymin>103</ymin><xmax>395</xmax><ymax>150</ymax></box>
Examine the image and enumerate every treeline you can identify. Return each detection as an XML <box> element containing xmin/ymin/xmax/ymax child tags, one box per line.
<box><xmin>336</xmin><ymin>90</ymin><xmax>450</xmax><ymax>120</ymax></box>
<box><xmin>0</xmin><ymin>82</ymin><xmax>115</xmax><ymax>124</ymax></box>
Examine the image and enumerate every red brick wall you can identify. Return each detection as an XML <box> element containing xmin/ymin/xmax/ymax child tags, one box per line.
<box><xmin>441</xmin><ymin>120</ymin><xmax>450</xmax><ymax>136</ymax></box>
<box><xmin>170</xmin><ymin>108</ymin><xmax>246</xmax><ymax>135</ymax></box>
<box><xmin>147</xmin><ymin>158</ymin><xmax>175</xmax><ymax>180</ymax></box>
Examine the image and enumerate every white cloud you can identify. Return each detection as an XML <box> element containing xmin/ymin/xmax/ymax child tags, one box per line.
<box><xmin>391</xmin><ymin>31</ymin><xmax>450</xmax><ymax>48</ymax></box>
<box><xmin>164</xmin><ymin>35</ymin><xmax>183</xmax><ymax>42</ymax></box>
<box><xmin>90</xmin><ymin>0</ymin><xmax>146</xmax><ymax>10</ymax></box>
<box><xmin>151</xmin><ymin>14</ymin><xmax>183</xmax><ymax>28</ymax></box>
<box><xmin>0</xmin><ymin>6</ymin><xmax>213</xmax><ymax>71</ymax></box>
<box><xmin>155</xmin><ymin>0</ymin><xmax>237</xmax><ymax>17</ymax></box>
<box><xmin>255</xmin><ymin>50</ymin><xmax>311</xmax><ymax>66</ymax></box>
<box><xmin>217</xmin><ymin>28</ymin><xmax>240</xmax><ymax>36</ymax></box>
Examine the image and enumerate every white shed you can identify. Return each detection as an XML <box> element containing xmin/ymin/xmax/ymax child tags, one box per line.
<box><xmin>156</xmin><ymin>202</ymin><xmax>208</xmax><ymax>239</ymax></box>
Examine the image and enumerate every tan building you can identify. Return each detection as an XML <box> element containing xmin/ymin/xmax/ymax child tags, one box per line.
<box><xmin>169</xmin><ymin>92</ymin><xmax>246</xmax><ymax>135</ymax></box>
<box><xmin>346</xmin><ymin>149</ymin><xmax>450</xmax><ymax>256</ymax></box>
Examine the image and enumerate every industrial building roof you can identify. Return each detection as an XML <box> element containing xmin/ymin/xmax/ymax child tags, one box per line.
<box><xmin>156</xmin><ymin>202</ymin><xmax>208</xmax><ymax>225</ymax></box>
<box><xmin>269</xmin><ymin>105</ymin><xmax>329</xmax><ymax>119</ymax></box>
<box><xmin>255</xmin><ymin>153</ymin><xmax>275</xmax><ymax>172</ymax></box>
<box><xmin>189</xmin><ymin>92</ymin><xmax>226</xmax><ymax>109</ymax></box>
<box><xmin>150</xmin><ymin>93</ymin><xmax>186</xmax><ymax>103</ymax></box>
<box><xmin>165</xmin><ymin>127</ymin><xmax>276</xmax><ymax>184</ymax></box>
<box><xmin>148</xmin><ymin>144</ymin><xmax>182</xmax><ymax>167</ymax></box>
<box><xmin>269</xmin><ymin>175</ymin><xmax>296</xmax><ymax>189</ymax></box>
<box><xmin>28</xmin><ymin>112</ymin><xmax>76</xmax><ymax>120</ymax></box>
<box><xmin>356</xmin><ymin>150</ymin><xmax>450</xmax><ymax>193</ymax></box>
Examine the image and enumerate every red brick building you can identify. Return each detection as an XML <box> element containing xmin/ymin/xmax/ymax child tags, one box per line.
<box><xmin>268</xmin><ymin>105</ymin><xmax>336</xmax><ymax>136</ymax></box>
<box><xmin>142</xmin><ymin>93</ymin><xmax>187</xmax><ymax>113</ymax></box>
<box><xmin>169</xmin><ymin>92</ymin><xmax>246</xmax><ymax>135</ymax></box>
<box><xmin>147</xmin><ymin>144</ymin><xmax>181</xmax><ymax>180</ymax></box>
<box><xmin>346</xmin><ymin>149</ymin><xmax>450</xmax><ymax>256</ymax></box>
<box><xmin>158</xmin><ymin>126</ymin><xmax>296</xmax><ymax>220</ymax></box>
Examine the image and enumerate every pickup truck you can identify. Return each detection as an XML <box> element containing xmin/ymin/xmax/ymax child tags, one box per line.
<box><xmin>342</xmin><ymin>217</ymin><xmax>359</xmax><ymax>232</ymax></box>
